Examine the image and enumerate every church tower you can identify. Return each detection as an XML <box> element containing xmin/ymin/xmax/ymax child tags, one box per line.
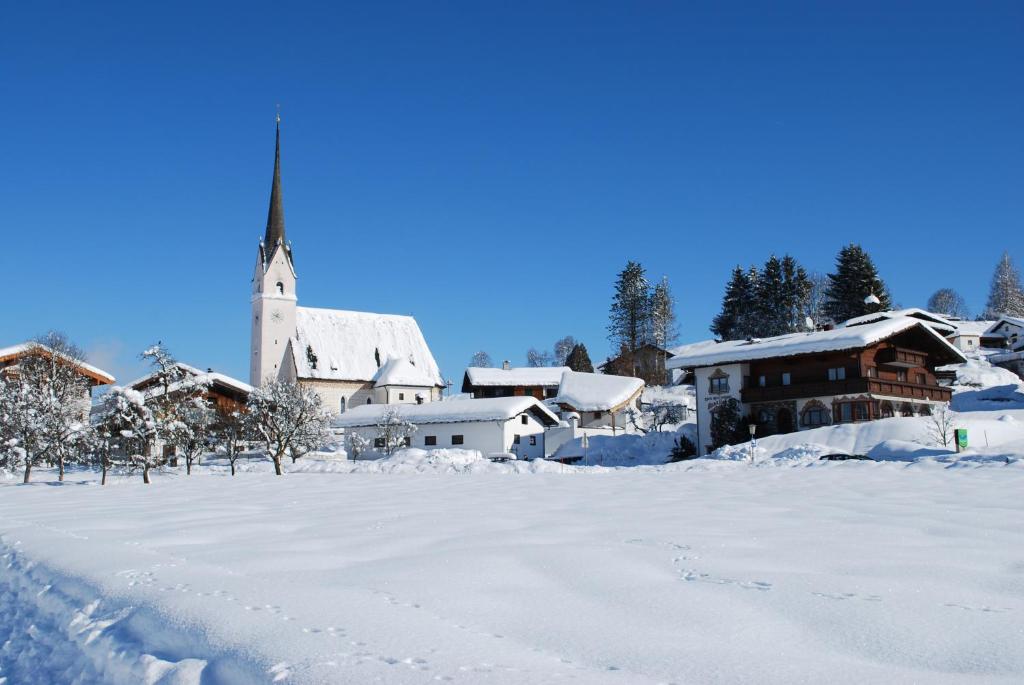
<box><xmin>250</xmin><ymin>115</ymin><xmax>297</xmax><ymax>386</ymax></box>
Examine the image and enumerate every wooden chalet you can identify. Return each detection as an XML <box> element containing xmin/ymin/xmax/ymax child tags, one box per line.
<box><xmin>667</xmin><ymin>318</ymin><xmax>967</xmax><ymax>454</ymax></box>
<box><xmin>461</xmin><ymin>364</ymin><xmax>568</xmax><ymax>400</ymax></box>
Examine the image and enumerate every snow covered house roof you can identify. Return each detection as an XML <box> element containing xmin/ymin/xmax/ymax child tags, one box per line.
<box><xmin>666</xmin><ymin>318</ymin><xmax>967</xmax><ymax>370</ymax></box>
<box><xmin>667</xmin><ymin>339</ymin><xmax>720</xmax><ymax>358</ymax></box>
<box><xmin>984</xmin><ymin>315</ymin><xmax>1024</xmax><ymax>336</ymax></box>
<box><xmin>292</xmin><ymin>307</ymin><xmax>443</xmax><ymax>386</ymax></box>
<box><xmin>950</xmin><ymin>320</ymin><xmax>995</xmax><ymax>337</ymax></box>
<box><xmin>127</xmin><ymin>362</ymin><xmax>253</xmax><ymax>399</ymax></box>
<box><xmin>372</xmin><ymin>356</ymin><xmax>437</xmax><ymax>388</ymax></box>
<box><xmin>840</xmin><ymin>308</ymin><xmax>957</xmax><ymax>334</ymax></box>
<box><xmin>553</xmin><ymin>371</ymin><xmax>644</xmax><ymax>412</ymax></box>
<box><xmin>462</xmin><ymin>366</ymin><xmax>569</xmax><ymax>389</ymax></box>
<box><xmin>332</xmin><ymin>397</ymin><xmax>560</xmax><ymax>428</ymax></box>
<box><xmin>0</xmin><ymin>342</ymin><xmax>115</xmax><ymax>385</ymax></box>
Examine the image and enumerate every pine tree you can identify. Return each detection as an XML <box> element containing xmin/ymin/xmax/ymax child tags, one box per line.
<box><xmin>755</xmin><ymin>256</ymin><xmax>788</xmax><ymax>337</ymax></box>
<box><xmin>565</xmin><ymin>343</ymin><xmax>594</xmax><ymax>373</ymax></box>
<box><xmin>608</xmin><ymin>261</ymin><xmax>652</xmax><ymax>356</ymax></box>
<box><xmin>781</xmin><ymin>255</ymin><xmax>812</xmax><ymax>333</ymax></box>
<box><xmin>650</xmin><ymin>277</ymin><xmax>678</xmax><ymax>349</ymax></box>
<box><xmin>983</xmin><ymin>252</ymin><xmax>1024</xmax><ymax>318</ymax></box>
<box><xmin>823</xmin><ymin>244</ymin><xmax>892</xmax><ymax>323</ymax></box>
<box><xmin>711</xmin><ymin>266</ymin><xmax>758</xmax><ymax>341</ymax></box>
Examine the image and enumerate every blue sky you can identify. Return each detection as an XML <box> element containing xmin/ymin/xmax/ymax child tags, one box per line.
<box><xmin>3</xmin><ymin>1</ymin><xmax>1022</xmax><ymax>385</ymax></box>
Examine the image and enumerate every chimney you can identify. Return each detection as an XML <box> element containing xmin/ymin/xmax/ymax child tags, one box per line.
<box><xmin>502</xmin><ymin>360</ymin><xmax>511</xmax><ymax>370</ymax></box>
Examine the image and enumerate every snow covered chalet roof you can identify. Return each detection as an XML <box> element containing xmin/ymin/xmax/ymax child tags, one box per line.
<box><xmin>463</xmin><ymin>366</ymin><xmax>569</xmax><ymax>388</ymax></box>
<box><xmin>332</xmin><ymin>397</ymin><xmax>560</xmax><ymax>428</ymax></box>
<box><xmin>553</xmin><ymin>371</ymin><xmax>644</xmax><ymax>412</ymax></box>
<box><xmin>0</xmin><ymin>342</ymin><xmax>115</xmax><ymax>385</ymax></box>
<box><xmin>127</xmin><ymin>362</ymin><xmax>253</xmax><ymax>397</ymax></box>
<box><xmin>666</xmin><ymin>318</ymin><xmax>967</xmax><ymax>370</ymax></box>
<box><xmin>984</xmin><ymin>315</ymin><xmax>1024</xmax><ymax>336</ymax></box>
<box><xmin>372</xmin><ymin>357</ymin><xmax>437</xmax><ymax>388</ymax></box>
<box><xmin>840</xmin><ymin>308</ymin><xmax>957</xmax><ymax>334</ymax></box>
<box><xmin>293</xmin><ymin>307</ymin><xmax>443</xmax><ymax>386</ymax></box>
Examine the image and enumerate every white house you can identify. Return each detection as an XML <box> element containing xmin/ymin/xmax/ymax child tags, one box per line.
<box><xmin>333</xmin><ymin>397</ymin><xmax>560</xmax><ymax>460</ymax></box>
<box><xmin>249</xmin><ymin>118</ymin><xmax>444</xmax><ymax>413</ymax></box>
<box><xmin>551</xmin><ymin>371</ymin><xmax>644</xmax><ymax>432</ymax></box>
<box><xmin>984</xmin><ymin>315</ymin><xmax>1024</xmax><ymax>350</ymax></box>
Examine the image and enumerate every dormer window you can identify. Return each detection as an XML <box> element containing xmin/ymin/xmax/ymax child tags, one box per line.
<box><xmin>276</xmin><ymin>282</ymin><xmax>284</xmax><ymax>295</ymax></box>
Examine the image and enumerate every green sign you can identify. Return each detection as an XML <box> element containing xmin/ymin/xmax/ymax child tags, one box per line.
<box><xmin>955</xmin><ymin>429</ymin><xmax>968</xmax><ymax>450</ymax></box>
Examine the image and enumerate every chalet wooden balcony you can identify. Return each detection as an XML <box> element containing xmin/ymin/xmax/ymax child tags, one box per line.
<box><xmin>875</xmin><ymin>347</ymin><xmax>927</xmax><ymax>368</ymax></box>
<box><xmin>741</xmin><ymin>378</ymin><xmax>951</xmax><ymax>404</ymax></box>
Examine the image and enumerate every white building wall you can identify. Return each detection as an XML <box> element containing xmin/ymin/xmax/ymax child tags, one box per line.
<box><xmin>251</xmin><ymin>247</ymin><xmax>297</xmax><ymax>387</ymax></box>
<box><xmin>693</xmin><ymin>363</ymin><xmax>748</xmax><ymax>455</ymax></box>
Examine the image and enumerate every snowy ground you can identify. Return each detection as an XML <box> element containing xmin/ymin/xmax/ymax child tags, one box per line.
<box><xmin>3</xmin><ymin>360</ymin><xmax>1023</xmax><ymax>684</ymax></box>
<box><xmin>2</xmin><ymin>455</ymin><xmax>1024</xmax><ymax>684</ymax></box>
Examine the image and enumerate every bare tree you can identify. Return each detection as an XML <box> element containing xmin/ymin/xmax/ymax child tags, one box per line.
<box><xmin>526</xmin><ymin>348</ymin><xmax>553</xmax><ymax>367</ymax></box>
<box><xmin>374</xmin><ymin>407</ymin><xmax>417</xmax><ymax>456</ymax></box>
<box><xmin>346</xmin><ymin>431</ymin><xmax>372</xmax><ymax>460</ymax></box>
<box><xmin>628</xmin><ymin>400</ymin><xmax>686</xmax><ymax>434</ymax></box>
<box><xmin>926</xmin><ymin>405</ymin><xmax>957</xmax><ymax>448</ymax></box>
<box><xmin>245</xmin><ymin>381</ymin><xmax>332</xmax><ymax>475</ymax></box>
<box><xmin>163</xmin><ymin>396</ymin><xmax>217</xmax><ymax>475</ymax></box>
<box><xmin>553</xmin><ymin>336</ymin><xmax>577</xmax><ymax>366</ymax></box>
<box><xmin>927</xmin><ymin>288</ymin><xmax>969</xmax><ymax>319</ymax></box>
<box><xmin>216</xmin><ymin>410</ymin><xmax>249</xmax><ymax>476</ymax></box>
<box><xmin>806</xmin><ymin>272</ymin><xmax>830</xmax><ymax>327</ymax></box>
<box><xmin>469</xmin><ymin>351</ymin><xmax>493</xmax><ymax>368</ymax></box>
<box><xmin>95</xmin><ymin>387</ymin><xmax>159</xmax><ymax>483</ymax></box>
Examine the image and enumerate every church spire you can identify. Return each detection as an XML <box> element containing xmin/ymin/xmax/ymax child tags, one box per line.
<box><xmin>264</xmin><ymin>111</ymin><xmax>286</xmax><ymax>249</ymax></box>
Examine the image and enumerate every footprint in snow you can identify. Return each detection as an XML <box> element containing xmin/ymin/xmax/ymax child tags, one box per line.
<box><xmin>812</xmin><ymin>592</ymin><xmax>881</xmax><ymax>602</ymax></box>
<box><xmin>944</xmin><ymin>603</ymin><xmax>1011</xmax><ymax>613</ymax></box>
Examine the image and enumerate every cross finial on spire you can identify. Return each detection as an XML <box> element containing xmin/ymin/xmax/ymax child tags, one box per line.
<box><xmin>276</xmin><ymin>103</ymin><xmax>281</xmax><ymax>125</ymax></box>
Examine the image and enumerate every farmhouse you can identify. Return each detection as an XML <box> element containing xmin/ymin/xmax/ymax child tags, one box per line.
<box><xmin>461</xmin><ymin>364</ymin><xmax>568</xmax><ymax>400</ymax></box>
<box><xmin>0</xmin><ymin>342</ymin><xmax>115</xmax><ymax>420</ymax></box>
<box><xmin>333</xmin><ymin>397</ymin><xmax>560</xmax><ymax>460</ymax></box>
<box><xmin>249</xmin><ymin>118</ymin><xmax>444</xmax><ymax>412</ymax></box>
<box><xmin>667</xmin><ymin>318</ymin><xmax>966</xmax><ymax>455</ymax></box>
<box><xmin>127</xmin><ymin>362</ymin><xmax>252</xmax><ymax>417</ymax></box>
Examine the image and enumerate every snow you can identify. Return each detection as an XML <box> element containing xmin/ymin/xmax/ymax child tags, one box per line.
<box><xmin>838</xmin><ymin>307</ymin><xmax>957</xmax><ymax>333</ymax></box>
<box><xmin>667</xmin><ymin>317</ymin><xmax>966</xmax><ymax>369</ymax></box>
<box><xmin>552</xmin><ymin>371</ymin><xmax>644</xmax><ymax>412</ymax></box>
<box><xmin>370</xmin><ymin>356</ymin><xmax>436</xmax><ymax>388</ymax></box>
<box><xmin>463</xmin><ymin>366</ymin><xmax>568</xmax><ymax>388</ymax></box>
<box><xmin>2</xmin><ymin>457</ymin><xmax>1024</xmax><ymax>684</ymax></box>
<box><xmin>127</xmin><ymin>362</ymin><xmax>253</xmax><ymax>397</ymax></box>
<box><xmin>985</xmin><ymin>314</ymin><xmax>1024</xmax><ymax>334</ymax></box>
<box><xmin>332</xmin><ymin>396</ymin><xmax>560</xmax><ymax>427</ymax></box>
<box><xmin>940</xmin><ymin>357</ymin><xmax>1022</xmax><ymax>389</ymax></box>
<box><xmin>292</xmin><ymin>307</ymin><xmax>442</xmax><ymax>385</ymax></box>
<box><xmin>0</xmin><ymin>342</ymin><xmax>116</xmax><ymax>385</ymax></box>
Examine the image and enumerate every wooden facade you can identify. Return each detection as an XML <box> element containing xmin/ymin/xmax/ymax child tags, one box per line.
<box><xmin>732</xmin><ymin>326</ymin><xmax>956</xmax><ymax>437</ymax></box>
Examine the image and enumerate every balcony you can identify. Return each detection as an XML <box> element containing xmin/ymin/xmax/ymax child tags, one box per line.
<box><xmin>875</xmin><ymin>347</ymin><xmax>927</xmax><ymax>368</ymax></box>
<box><xmin>741</xmin><ymin>377</ymin><xmax>951</xmax><ymax>404</ymax></box>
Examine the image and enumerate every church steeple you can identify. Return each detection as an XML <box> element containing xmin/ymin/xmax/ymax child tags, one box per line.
<box><xmin>264</xmin><ymin>112</ymin><xmax>287</xmax><ymax>250</ymax></box>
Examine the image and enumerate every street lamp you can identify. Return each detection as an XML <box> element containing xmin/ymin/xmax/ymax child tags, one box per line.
<box><xmin>748</xmin><ymin>422</ymin><xmax>757</xmax><ymax>463</ymax></box>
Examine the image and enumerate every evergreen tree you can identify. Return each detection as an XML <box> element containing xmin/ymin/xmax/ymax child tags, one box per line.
<box><xmin>823</xmin><ymin>244</ymin><xmax>892</xmax><ymax>323</ymax></box>
<box><xmin>709</xmin><ymin>398</ymin><xmax>748</xmax><ymax>450</ymax></box>
<box><xmin>608</xmin><ymin>261</ymin><xmax>652</xmax><ymax>355</ymax></box>
<box><xmin>565</xmin><ymin>343</ymin><xmax>594</xmax><ymax>373</ymax></box>
<box><xmin>755</xmin><ymin>256</ymin><xmax>788</xmax><ymax>337</ymax></box>
<box><xmin>650</xmin><ymin>277</ymin><xmax>678</xmax><ymax>349</ymax></box>
<box><xmin>781</xmin><ymin>255</ymin><xmax>812</xmax><ymax>333</ymax></box>
<box><xmin>711</xmin><ymin>266</ymin><xmax>757</xmax><ymax>340</ymax></box>
<box><xmin>927</xmin><ymin>288</ymin><xmax>969</xmax><ymax>319</ymax></box>
<box><xmin>983</xmin><ymin>252</ymin><xmax>1024</xmax><ymax>318</ymax></box>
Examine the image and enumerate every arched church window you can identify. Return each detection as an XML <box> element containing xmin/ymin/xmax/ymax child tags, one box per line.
<box><xmin>366</xmin><ymin>398</ymin><xmax>372</xmax><ymax>405</ymax></box>
<box><xmin>276</xmin><ymin>282</ymin><xmax>284</xmax><ymax>295</ymax></box>
<box><xmin>339</xmin><ymin>397</ymin><xmax>346</xmax><ymax>413</ymax></box>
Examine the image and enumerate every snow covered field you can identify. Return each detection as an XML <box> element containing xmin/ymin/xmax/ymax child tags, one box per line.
<box><xmin>2</xmin><ymin>456</ymin><xmax>1023</xmax><ymax>684</ymax></box>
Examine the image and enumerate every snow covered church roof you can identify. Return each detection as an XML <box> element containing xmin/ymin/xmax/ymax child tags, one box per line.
<box><xmin>666</xmin><ymin>318</ymin><xmax>966</xmax><ymax>370</ymax></box>
<box><xmin>0</xmin><ymin>342</ymin><xmax>115</xmax><ymax>385</ymax></box>
<box><xmin>463</xmin><ymin>366</ymin><xmax>569</xmax><ymax>388</ymax></box>
<box><xmin>553</xmin><ymin>371</ymin><xmax>644</xmax><ymax>412</ymax></box>
<box><xmin>372</xmin><ymin>356</ymin><xmax>437</xmax><ymax>388</ymax></box>
<box><xmin>332</xmin><ymin>396</ymin><xmax>560</xmax><ymax>428</ymax></box>
<box><xmin>292</xmin><ymin>307</ymin><xmax>443</xmax><ymax>386</ymax></box>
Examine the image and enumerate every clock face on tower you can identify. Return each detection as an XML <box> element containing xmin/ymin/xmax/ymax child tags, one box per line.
<box><xmin>271</xmin><ymin>309</ymin><xmax>283</xmax><ymax>323</ymax></box>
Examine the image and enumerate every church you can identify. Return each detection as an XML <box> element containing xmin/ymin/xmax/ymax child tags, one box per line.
<box><xmin>250</xmin><ymin>119</ymin><xmax>444</xmax><ymax>413</ymax></box>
